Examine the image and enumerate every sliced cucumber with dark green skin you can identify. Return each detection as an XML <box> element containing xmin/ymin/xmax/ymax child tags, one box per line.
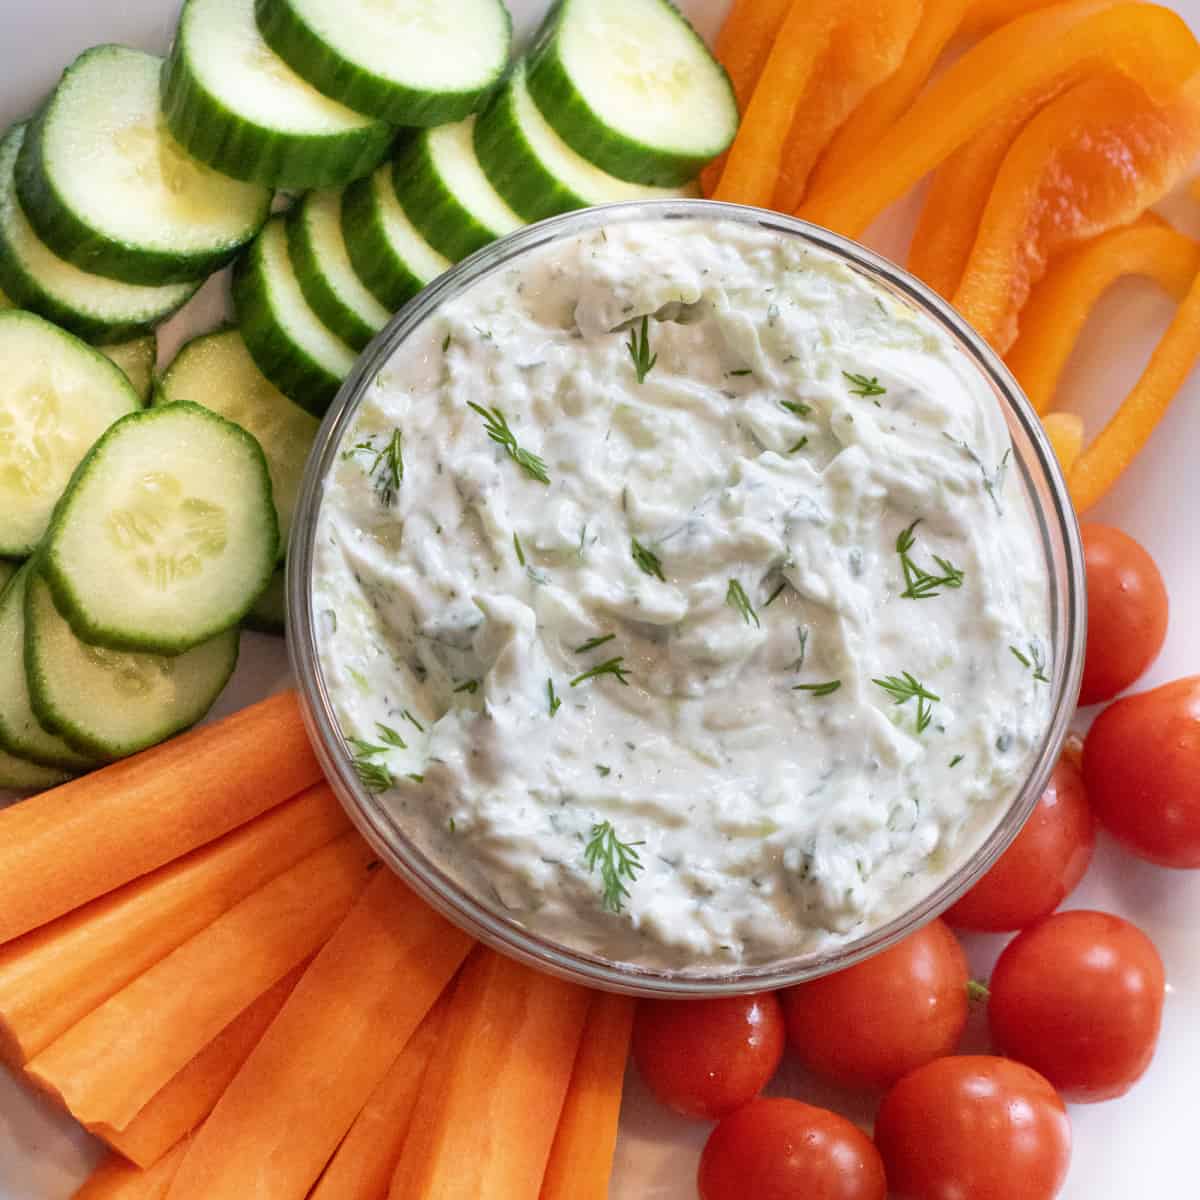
<box><xmin>475</xmin><ymin>61</ymin><xmax>698</xmax><ymax>223</ymax></box>
<box><xmin>234</xmin><ymin>216</ymin><xmax>357</xmax><ymax>415</ymax></box>
<box><xmin>342</xmin><ymin>162</ymin><xmax>450</xmax><ymax>312</ymax></box>
<box><xmin>0</xmin><ymin>566</ymin><xmax>96</xmax><ymax>771</ymax></box>
<box><xmin>255</xmin><ymin>0</ymin><xmax>512</xmax><ymax>127</ymax></box>
<box><xmin>244</xmin><ymin>568</ymin><xmax>286</xmax><ymax>635</ymax></box>
<box><xmin>0</xmin><ymin>310</ymin><xmax>141</xmax><ymax>557</ymax></box>
<box><xmin>25</xmin><ymin>568</ymin><xmax>239</xmax><ymax>762</ymax></box>
<box><xmin>0</xmin><ymin>744</ymin><xmax>72</xmax><ymax>792</ymax></box>
<box><xmin>0</xmin><ymin>126</ymin><xmax>197</xmax><ymax>344</ymax></box>
<box><xmin>525</xmin><ymin>0</ymin><xmax>737</xmax><ymax>188</ymax></box>
<box><xmin>41</xmin><ymin>402</ymin><xmax>279</xmax><ymax>656</ymax></box>
<box><xmin>17</xmin><ymin>46</ymin><xmax>271</xmax><ymax>286</ymax></box>
<box><xmin>158</xmin><ymin>328</ymin><xmax>319</xmax><ymax>558</ymax></box>
<box><xmin>287</xmin><ymin>188</ymin><xmax>390</xmax><ymax>351</ymax></box>
<box><xmin>164</xmin><ymin>0</ymin><xmax>396</xmax><ymax>190</ymax></box>
<box><xmin>393</xmin><ymin>118</ymin><xmax>522</xmax><ymax>262</ymax></box>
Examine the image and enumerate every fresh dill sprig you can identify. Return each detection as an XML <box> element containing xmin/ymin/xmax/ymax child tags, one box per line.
<box><xmin>352</xmin><ymin>756</ymin><xmax>394</xmax><ymax>792</ymax></box>
<box><xmin>1010</xmin><ymin>642</ymin><xmax>1050</xmax><ymax>683</ymax></box>
<box><xmin>453</xmin><ymin>679</ymin><xmax>480</xmax><ymax>695</ymax></box>
<box><xmin>626</xmin><ymin>316</ymin><xmax>657</xmax><ymax>384</ymax></box>
<box><xmin>467</xmin><ymin>402</ymin><xmax>550</xmax><ymax>484</ymax></box>
<box><xmin>873</xmin><ymin>671</ymin><xmax>940</xmax><ymax>734</ymax></box>
<box><xmin>763</xmin><ymin>580</ymin><xmax>788</xmax><ymax>608</ymax></box>
<box><xmin>571</xmin><ymin>657</ymin><xmax>631</xmax><ymax>687</ymax></box>
<box><xmin>574</xmin><ymin>633</ymin><xmax>616</xmax><ymax>654</ymax></box>
<box><xmin>843</xmin><ymin>371</ymin><xmax>886</xmax><ymax>400</ymax></box>
<box><xmin>376</xmin><ymin>723</ymin><xmax>406</xmax><ymax>748</ymax></box>
<box><xmin>631</xmin><ymin>537</ymin><xmax>665</xmax><ymax>581</ymax></box>
<box><xmin>780</xmin><ymin>400</ymin><xmax>812</xmax><ymax>417</ymax></box>
<box><xmin>896</xmin><ymin>520</ymin><xmax>965</xmax><ymax>600</ymax></box>
<box><xmin>793</xmin><ymin>680</ymin><xmax>841</xmax><ymax>696</ymax></box>
<box><xmin>943</xmin><ymin>436</ymin><xmax>1011</xmax><ymax>515</ymax></box>
<box><xmin>513</xmin><ymin>532</ymin><xmax>526</xmax><ymax>567</ymax></box>
<box><xmin>547</xmin><ymin>678</ymin><xmax>562</xmax><ymax>717</ymax></box>
<box><xmin>346</xmin><ymin>721</ymin><xmax>407</xmax><ymax>758</ymax></box>
<box><xmin>584</xmin><ymin>820</ymin><xmax>645</xmax><ymax>913</ymax></box>
<box><xmin>346</xmin><ymin>429</ymin><xmax>404</xmax><ymax>506</ymax></box>
<box><xmin>402</xmin><ymin>709</ymin><xmax>424</xmax><ymax>732</ymax></box>
<box><xmin>726</xmin><ymin>579</ymin><xmax>760</xmax><ymax>628</ymax></box>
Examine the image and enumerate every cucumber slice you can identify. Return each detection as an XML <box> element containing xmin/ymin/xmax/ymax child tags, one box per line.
<box><xmin>342</xmin><ymin>162</ymin><xmax>450</xmax><ymax>311</ymax></box>
<box><xmin>100</xmin><ymin>334</ymin><xmax>156</xmax><ymax>402</ymax></box>
<box><xmin>475</xmin><ymin>61</ymin><xmax>698</xmax><ymax>223</ymax></box>
<box><xmin>164</xmin><ymin>0</ymin><xmax>395</xmax><ymax>190</ymax></box>
<box><xmin>0</xmin><ymin>310</ymin><xmax>141</xmax><ymax>557</ymax></box>
<box><xmin>234</xmin><ymin>216</ymin><xmax>357</xmax><ymax>415</ymax></box>
<box><xmin>41</xmin><ymin>402</ymin><xmax>279</xmax><ymax>656</ymax></box>
<box><xmin>287</xmin><ymin>188</ymin><xmax>390</xmax><ymax>351</ymax></box>
<box><xmin>525</xmin><ymin>0</ymin><xmax>736</xmax><ymax>187</ymax></box>
<box><xmin>0</xmin><ymin>566</ymin><xmax>95</xmax><ymax>771</ymax></box>
<box><xmin>0</xmin><ymin>560</ymin><xmax>16</xmax><ymax>593</ymax></box>
<box><xmin>25</xmin><ymin>569</ymin><xmax>239</xmax><ymax>762</ymax></box>
<box><xmin>0</xmin><ymin>126</ymin><xmax>196</xmax><ymax>344</ymax></box>
<box><xmin>16</xmin><ymin>46</ymin><xmax>271</xmax><ymax>286</ymax></box>
<box><xmin>157</xmin><ymin>328</ymin><xmax>319</xmax><ymax>557</ymax></box>
<box><xmin>0</xmin><ymin>744</ymin><xmax>72</xmax><ymax>792</ymax></box>
<box><xmin>393</xmin><ymin>118</ymin><xmax>522</xmax><ymax>262</ymax></box>
<box><xmin>255</xmin><ymin>0</ymin><xmax>512</xmax><ymax>127</ymax></box>
<box><xmin>244</xmin><ymin>568</ymin><xmax>286</xmax><ymax>635</ymax></box>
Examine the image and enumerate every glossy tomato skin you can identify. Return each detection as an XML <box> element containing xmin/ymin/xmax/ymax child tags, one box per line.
<box><xmin>946</xmin><ymin>758</ymin><xmax>1094</xmax><ymax>931</ymax></box>
<box><xmin>1084</xmin><ymin>675</ymin><xmax>1200</xmax><ymax>867</ymax></box>
<box><xmin>780</xmin><ymin>919</ymin><xmax>968</xmax><ymax>1089</ymax></box>
<box><xmin>875</xmin><ymin>1056</ymin><xmax>1071</xmax><ymax>1200</ymax></box>
<box><xmin>699</xmin><ymin>1098</ymin><xmax>887</xmax><ymax>1200</ymax></box>
<box><xmin>632</xmin><ymin>992</ymin><xmax>784</xmax><ymax>1120</ymax></box>
<box><xmin>1079</xmin><ymin>524</ymin><xmax>1168</xmax><ymax>706</ymax></box>
<box><xmin>988</xmin><ymin>909</ymin><xmax>1165</xmax><ymax>1102</ymax></box>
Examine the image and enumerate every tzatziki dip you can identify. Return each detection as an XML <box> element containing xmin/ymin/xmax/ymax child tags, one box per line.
<box><xmin>311</xmin><ymin>215</ymin><xmax>1053</xmax><ymax>972</ymax></box>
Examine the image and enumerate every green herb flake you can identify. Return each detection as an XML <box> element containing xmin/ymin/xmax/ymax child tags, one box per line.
<box><xmin>584</xmin><ymin>820</ymin><xmax>645</xmax><ymax>913</ymax></box>
<box><xmin>346</xmin><ymin>429</ymin><xmax>404</xmax><ymax>506</ymax></box>
<box><xmin>949</xmin><ymin>754</ymin><xmax>965</xmax><ymax>768</ymax></box>
<box><xmin>726</xmin><ymin>579</ymin><xmax>760</xmax><ymax>628</ymax></box>
<box><xmin>453</xmin><ymin>679</ymin><xmax>480</xmax><ymax>695</ymax></box>
<box><xmin>513</xmin><ymin>532</ymin><xmax>526</xmax><ymax>567</ymax></box>
<box><xmin>843</xmin><ymin>371</ymin><xmax>886</xmax><ymax>400</ymax></box>
<box><xmin>467</xmin><ymin>402</ymin><xmax>550</xmax><ymax>484</ymax></box>
<box><xmin>873</xmin><ymin>672</ymin><xmax>940</xmax><ymax>734</ymax></box>
<box><xmin>626</xmin><ymin>315</ymin><xmax>658</xmax><ymax>384</ymax></box>
<box><xmin>574</xmin><ymin>633</ymin><xmax>616</xmax><ymax>655</ymax></box>
<box><xmin>631</xmin><ymin>537</ymin><xmax>665</xmax><ymax>581</ymax></box>
<box><xmin>780</xmin><ymin>400</ymin><xmax>811</xmax><ymax>417</ymax></box>
<box><xmin>402</xmin><ymin>709</ymin><xmax>424</xmax><ymax>733</ymax></box>
<box><xmin>787</xmin><ymin>436</ymin><xmax>809</xmax><ymax>455</ymax></box>
<box><xmin>547</xmin><ymin>678</ymin><xmax>562</xmax><ymax>717</ymax></box>
<box><xmin>896</xmin><ymin>520</ymin><xmax>965</xmax><ymax>600</ymax></box>
<box><xmin>1011</xmin><ymin>642</ymin><xmax>1050</xmax><ymax>683</ymax></box>
<box><xmin>595</xmin><ymin>764</ymin><xmax>612</xmax><ymax>777</ymax></box>
<box><xmin>571</xmin><ymin>657</ymin><xmax>631</xmax><ymax>688</ymax></box>
<box><xmin>352</xmin><ymin>756</ymin><xmax>394</xmax><ymax>793</ymax></box>
<box><xmin>442</xmin><ymin>333</ymin><xmax>451</xmax><ymax>353</ymax></box>
<box><xmin>728</xmin><ymin>368</ymin><xmax>753</xmax><ymax>377</ymax></box>
<box><xmin>793</xmin><ymin>680</ymin><xmax>841</xmax><ymax>697</ymax></box>
<box><xmin>406</xmin><ymin>773</ymin><xmax>425</xmax><ymax>783</ymax></box>
<box><xmin>763</xmin><ymin>580</ymin><xmax>788</xmax><ymax>608</ymax></box>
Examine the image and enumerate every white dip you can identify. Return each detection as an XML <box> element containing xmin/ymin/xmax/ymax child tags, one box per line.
<box><xmin>312</xmin><ymin>216</ymin><xmax>1053</xmax><ymax>972</ymax></box>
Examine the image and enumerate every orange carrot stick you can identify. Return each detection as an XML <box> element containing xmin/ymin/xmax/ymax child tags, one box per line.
<box><xmin>72</xmin><ymin>1139</ymin><xmax>189</xmax><ymax>1200</ymax></box>
<box><xmin>27</xmin><ymin>831</ymin><xmax>376</xmax><ymax>1132</ymax></box>
<box><xmin>540</xmin><ymin>992</ymin><xmax>636</xmax><ymax>1200</ymax></box>
<box><xmin>389</xmin><ymin>948</ymin><xmax>591</xmax><ymax>1200</ymax></box>
<box><xmin>0</xmin><ymin>783</ymin><xmax>346</xmax><ymax>1066</ymax></box>
<box><xmin>93</xmin><ymin>965</ymin><xmax>306</xmax><ymax>1169</ymax></box>
<box><xmin>310</xmin><ymin>991</ymin><xmax>451</xmax><ymax>1200</ymax></box>
<box><xmin>0</xmin><ymin>690</ymin><xmax>321</xmax><ymax>945</ymax></box>
<box><xmin>166</xmin><ymin>870</ymin><xmax>473</xmax><ymax>1200</ymax></box>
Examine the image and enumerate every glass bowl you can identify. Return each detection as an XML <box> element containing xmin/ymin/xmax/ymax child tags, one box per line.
<box><xmin>288</xmin><ymin>199</ymin><xmax>1086</xmax><ymax>997</ymax></box>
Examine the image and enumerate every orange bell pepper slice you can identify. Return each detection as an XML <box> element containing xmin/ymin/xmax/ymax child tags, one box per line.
<box><xmin>952</xmin><ymin>72</ymin><xmax>1200</xmax><ymax>352</ymax></box>
<box><xmin>713</xmin><ymin>0</ymin><xmax>922</xmax><ymax>213</ymax></box>
<box><xmin>1042</xmin><ymin>412</ymin><xmax>1087</xmax><ymax>474</ymax></box>
<box><xmin>960</xmin><ymin>0</ymin><xmax>1067</xmax><ymax>37</ymax></box>
<box><xmin>1007</xmin><ymin>217</ymin><xmax>1200</xmax><ymax>413</ymax></box>
<box><xmin>800</xmin><ymin>2</ymin><xmax>1200</xmax><ymax>238</ymax></box>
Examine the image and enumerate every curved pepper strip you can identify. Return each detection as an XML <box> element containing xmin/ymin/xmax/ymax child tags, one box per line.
<box><xmin>1070</xmin><ymin>261</ymin><xmax>1200</xmax><ymax>510</ymax></box>
<box><xmin>800</xmin><ymin>2</ymin><xmax>1200</xmax><ymax>238</ymax></box>
<box><xmin>809</xmin><ymin>0</ymin><xmax>970</xmax><ymax>201</ymax></box>
<box><xmin>953</xmin><ymin>72</ymin><xmax>1200</xmax><ymax>353</ymax></box>
<box><xmin>960</xmin><ymin>0</ymin><xmax>1065</xmax><ymax>37</ymax></box>
<box><xmin>713</xmin><ymin>0</ymin><xmax>922</xmax><ymax>213</ymax></box>
<box><xmin>1007</xmin><ymin>218</ymin><xmax>1200</xmax><ymax>413</ymax></box>
<box><xmin>1042</xmin><ymin>412</ymin><xmax>1086</xmax><ymax>474</ymax></box>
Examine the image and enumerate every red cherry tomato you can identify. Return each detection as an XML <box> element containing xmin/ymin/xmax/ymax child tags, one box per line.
<box><xmin>1084</xmin><ymin>675</ymin><xmax>1200</xmax><ymax>867</ymax></box>
<box><xmin>699</xmin><ymin>1098</ymin><xmax>887</xmax><ymax>1200</ymax></box>
<box><xmin>632</xmin><ymin>992</ymin><xmax>784</xmax><ymax>1120</ymax></box>
<box><xmin>780</xmin><ymin>919</ymin><xmax>968</xmax><ymax>1089</ymax></box>
<box><xmin>1079</xmin><ymin>524</ymin><xmax>1168</xmax><ymax>706</ymax></box>
<box><xmin>875</xmin><ymin>1056</ymin><xmax>1071</xmax><ymax>1200</ymax></box>
<box><xmin>946</xmin><ymin>758</ymin><xmax>1094</xmax><ymax>931</ymax></box>
<box><xmin>988</xmin><ymin>909</ymin><xmax>1165</xmax><ymax>1102</ymax></box>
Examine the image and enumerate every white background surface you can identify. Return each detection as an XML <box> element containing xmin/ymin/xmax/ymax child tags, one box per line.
<box><xmin>2</xmin><ymin>1</ymin><xmax>1200</xmax><ymax>1196</ymax></box>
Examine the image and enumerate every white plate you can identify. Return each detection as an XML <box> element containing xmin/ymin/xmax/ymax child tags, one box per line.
<box><xmin>3</xmin><ymin>2</ymin><xmax>1199</xmax><ymax>1196</ymax></box>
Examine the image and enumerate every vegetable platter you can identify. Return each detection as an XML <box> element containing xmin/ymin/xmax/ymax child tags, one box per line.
<box><xmin>1</xmin><ymin>0</ymin><xmax>1199</xmax><ymax>1198</ymax></box>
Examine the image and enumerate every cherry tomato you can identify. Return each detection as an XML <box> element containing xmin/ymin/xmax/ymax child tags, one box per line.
<box><xmin>945</xmin><ymin>758</ymin><xmax>1094</xmax><ymax>931</ymax></box>
<box><xmin>874</xmin><ymin>1056</ymin><xmax>1071</xmax><ymax>1200</ymax></box>
<box><xmin>1079</xmin><ymin>524</ymin><xmax>1168</xmax><ymax>706</ymax></box>
<box><xmin>781</xmin><ymin>919</ymin><xmax>967</xmax><ymax>1089</ymax></box>
<box><xmin>988</xmin><ymin>909</ymin><xmax>1165</xmax><ymax>1102</ymax></box>
<box><xmin>1084</xmin><ymin>675</ymin><xmax>1200</xmax><ymax>867</ymax></box>
<box><xmin>632</xmin><ymin>992</ymin><xmax>784</xmax><ymax>1119</ymax></box>
<box><xmin>699</xmin><ymin>1098</ymin><xmax>886</xmax><ymax>1200</ymax></box>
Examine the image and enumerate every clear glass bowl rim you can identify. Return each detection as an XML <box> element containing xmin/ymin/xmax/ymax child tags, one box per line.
<box><xmin>288</xmin><ymin>199</ymin><xmax>1087</xmax><ymax>998</ymax></box>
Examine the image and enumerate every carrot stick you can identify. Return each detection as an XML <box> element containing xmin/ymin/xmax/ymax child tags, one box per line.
<box><xmin>389</xmin><ymin>948</ymin><xmax>591</xmax><ymax>1200</ymax></box>
<box><xmin>539</xmin><ymin>992</ymin><xmax>636</xmax><ymax>1200</ymax></box>
<box><xmin>0</xmin><ymin>783</ymin><xmax>346</xmax><ymax>1066</ymax></box>
<box><xmin>93</xmin><ymin>965</ymin><xmax>306</xmax><ymax>1169</ymax></box>
<box><xmin>166</xmin><ymin>870</ymin><xmax>474</xmax><ymax>1200</ymax></box>
<box><xmin>309</xmin><ymin>991</ymin><xmax>451</xmax><ymax>1200</ymax></box>
<box><xmin>72</xmin><ymin>1140</ymin><xmax>189</xmax><ymax>1200</ymax></box>
<box><xmin>0</xmin><ymin>690</ymin><xmax>321</xmax><ymax>945</ymax></box>
<box><xmin>27</xmin><ymin>831</ymin><xmax>376</xmax><ymax>1132</ymax></box>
